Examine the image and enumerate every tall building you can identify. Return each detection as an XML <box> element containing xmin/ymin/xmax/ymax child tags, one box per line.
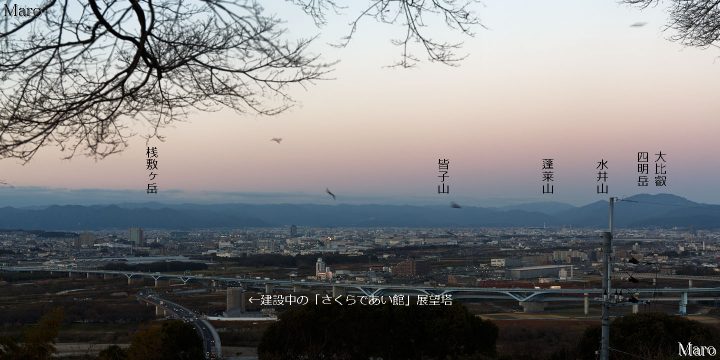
<box><xmin>316</xmin><ymin>257</ymin><xmax>326</xmax><ymax>275</ymax></box>
<box><xmin>226</xmin><ymin>287</ymin><xmax>245</xmax><ymax>314</ymax></box>
<box><xmin>129</xmin><ymin>227</ymin><xmax>145</xmax><ymax>246</ymax></box>
<box><xmin>315</xmin><ymin>258</ymin><xmax>333</xmax><ymax>280</ymax></box>
<box><xmin>290</xmin><ymin>225</ymin><xmax>298</xmax><ymax>237</ymax></box>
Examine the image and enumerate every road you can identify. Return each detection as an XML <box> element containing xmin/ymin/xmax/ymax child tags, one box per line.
<box><xmin>137</xmin><ymin>289</ymin><xmax>222</xmax><ymax>359</ymax></box>
<box><xmin>4</xmin><ymin>266</ymin><xmax>720</xmax><ymax>306</ymax></box>
<box><xmin>6</xmin><ymin>266</ymin><xmax>720</xmax><ymax>298</ymax></box>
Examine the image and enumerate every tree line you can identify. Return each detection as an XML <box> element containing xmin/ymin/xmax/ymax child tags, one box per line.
<box><xmin>0</xmin><ymin>308</ymin><xmax>204</xmax><ymax>360</ymax></box>
<box><xmin>3</xmin><ymin>304</ymin><xmax>719</xmax><ymax>359</ymax></box>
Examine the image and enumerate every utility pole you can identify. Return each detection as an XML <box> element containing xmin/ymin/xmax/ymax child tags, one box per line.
<box><xmin>600</xmin><ymin>197</ymin><xmax>615</xmax><ymax>360</ymax></box>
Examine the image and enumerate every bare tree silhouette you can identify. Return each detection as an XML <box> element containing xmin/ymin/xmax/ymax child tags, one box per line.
<box><xmin>623</xmin><ymin>0</ymin><xmax>720</xmax><ymax>48</ymax></box>
<box><xmin>0</xmin><ymin>0</ymin><xmax>482</xmax><ymax>162</ymax></box>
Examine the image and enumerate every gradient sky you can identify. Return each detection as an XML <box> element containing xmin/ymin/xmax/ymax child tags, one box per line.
<box><xmin>1</xmin><ymin>0</ymin><xmax>720</xmax><ymax>206</ymax></box>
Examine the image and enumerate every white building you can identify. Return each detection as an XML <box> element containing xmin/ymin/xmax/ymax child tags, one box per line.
<box><xmin>315</xmin><ymin>257</ymin><xmax>333</xmax><ymax>280</ymax></box>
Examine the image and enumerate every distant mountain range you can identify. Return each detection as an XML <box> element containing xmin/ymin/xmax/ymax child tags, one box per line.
<box><xmin>0</xmin><ymin>194</ymin><xmax>719</xmax><ymax>231</ymax></box>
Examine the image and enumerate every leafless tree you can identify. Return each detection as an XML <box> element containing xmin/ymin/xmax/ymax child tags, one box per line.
<box><xmin>0</xmin><ymin>0</ymin><xmax>482</xmax><ymax>162</ymax></box>
<box><xmin>622</xmin><ymin>0</ymin><xmax>720</xmax><ymax>48</ymax></box>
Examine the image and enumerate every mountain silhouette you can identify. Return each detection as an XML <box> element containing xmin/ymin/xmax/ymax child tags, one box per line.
<box><xmin>0</xmin><ymin>194</ymin><xmax>718</xmax><ymax>230</ymax></box>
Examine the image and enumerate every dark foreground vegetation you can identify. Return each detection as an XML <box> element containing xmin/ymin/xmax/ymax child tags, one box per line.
<box><xmin>0</xmin><ymin>309</ymin><xmax>203</xmax><ymax>360</ymax></box>
<box><xmin>259</xmin><ymin>303</ymin><xmax>499</xmax><ymax>360</ymax></box>
<box><xmin>2</xmin><ymin>303</ymin><xmax>719</xmax><ymax>360</ymax></box>
<box><xmin>576</xmin><ymin>313</ymin><xmax>720</xmax><ymax>360</ymax></box>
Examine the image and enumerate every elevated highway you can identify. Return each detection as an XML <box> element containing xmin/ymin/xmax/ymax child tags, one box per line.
<box><xmin>4</xmin><ymin>266</ymin><xmax>720</xmax><ymax>315</ymax></box>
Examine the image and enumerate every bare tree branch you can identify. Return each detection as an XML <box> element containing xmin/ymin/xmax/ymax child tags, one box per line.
<box><xmin>622</xmin><ymin>0</ymin><xmax>720</xmax><ymax>48</ymax></box>
<box><xmin>0</xmin><ymin>0</ymin><xmax>484</xmax><ymax>162</ymax></box>
<box><xmin>330</xmin><ymin>0</ymin><xmax>484</xmax><ymax>68</ymax></box>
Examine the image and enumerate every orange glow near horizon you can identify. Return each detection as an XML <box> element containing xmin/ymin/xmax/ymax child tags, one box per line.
<box><xmin>1</xmin><ymin>1</ymin><xmax>719</xmax><ymax>205</ymax></box>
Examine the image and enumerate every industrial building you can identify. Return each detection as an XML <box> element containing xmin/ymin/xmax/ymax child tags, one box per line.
<box><xmin>552</xmin><ymin>249</ymin><xmax>588</xmax><ymax>263</ymax></box>
<box><xmin>506</xmin><ymin>265</ymin><xmax>573</xmax><ymax>280</ymax></box>
<box><xmin>392</xmin><ymin>258</ymin><xmax>430</xmax><ymax>277</ymax></box>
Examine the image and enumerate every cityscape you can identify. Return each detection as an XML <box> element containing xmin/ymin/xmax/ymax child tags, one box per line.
<box><xmin>1</xmin><ymin>196</ymin><xmax>719</xmax><ymax>358</ymax></box>
<box><xmin>3</xmin><ymin>0</ymin><xmax>720</xmax><ymax>359</ymax></box>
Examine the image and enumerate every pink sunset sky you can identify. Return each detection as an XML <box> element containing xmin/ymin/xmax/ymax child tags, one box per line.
<box><xmin>1</xmin><ymin>0</ymin><xmax>719</xmax><ymax>206</ymax></box>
